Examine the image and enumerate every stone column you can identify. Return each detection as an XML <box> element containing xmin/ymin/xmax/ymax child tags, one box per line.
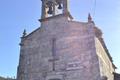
<box><xmin>41</xmin><ymin>0</ymin><xmax>47</xmax><ymax>19</ymax></box>
<box><xmin>63</xmin><ymin>0</ymin><xmax>69</xmax><ymax>14</ymax></box>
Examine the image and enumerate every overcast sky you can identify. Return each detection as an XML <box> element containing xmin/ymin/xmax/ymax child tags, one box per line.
<box><xmin>0</xmin><ymin>0</ymin><xmax>120</xmax><ymax>78</ymax></box>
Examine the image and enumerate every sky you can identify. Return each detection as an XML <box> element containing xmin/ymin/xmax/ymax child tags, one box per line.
<box><xmin>0</xmin><ymin>0</ymin><xmax>120</xmax><ymax>78</ymax></box>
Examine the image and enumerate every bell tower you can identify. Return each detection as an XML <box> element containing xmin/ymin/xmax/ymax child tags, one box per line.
<box><xmin>40</xmin><ymin>0</ymin><xmax>72</xmax><ymax>21</ymax></box>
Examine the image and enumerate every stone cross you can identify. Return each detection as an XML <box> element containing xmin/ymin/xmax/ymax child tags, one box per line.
<box><xmin>49</xmin><ymin>38</ymin><xmax>59</xmax><ymax>71</ymax></box>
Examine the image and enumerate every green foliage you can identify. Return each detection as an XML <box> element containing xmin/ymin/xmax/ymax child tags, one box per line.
<box><xmin>0</xmin><ymin>76</ymin><xmax>16</xmax><ymax>80</ymax></box>
<box><xmin>0</xmin><ymin>76</ymin><xmax>5</xmax><ymax>80</ymax></box>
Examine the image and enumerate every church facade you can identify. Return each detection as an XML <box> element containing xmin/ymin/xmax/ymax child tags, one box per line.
<box><xmin>17</xmin><ymin>0</ymin><xmax>116</xmax><ymax>80</ymax></box>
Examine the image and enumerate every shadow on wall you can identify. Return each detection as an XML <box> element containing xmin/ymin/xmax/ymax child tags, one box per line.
<box><xmin>114</xmin><ymin>72</ymin><xmax>120</xmax><ymax>80</ymax></box>
<box><xmin>101</xmin><ymin>76</ymin><xmax>108</xmax><ymax>80</ymax></box>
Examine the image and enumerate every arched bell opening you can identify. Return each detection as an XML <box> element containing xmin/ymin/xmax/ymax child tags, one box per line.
<box><xmin>41</xmin><ymin>0</ymin><xmax>69</xmax><ymax>19</ymax></box>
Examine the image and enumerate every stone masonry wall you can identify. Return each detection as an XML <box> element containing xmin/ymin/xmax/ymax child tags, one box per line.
<box><xmin>95</xmin><ymin>38</ymin><xmax>115</xmax><ymax>80</ymax></box>
<box><xmin>17</xmin><ymin>16</ymin><xmax>101</xmax><ymax>80</ymax></box>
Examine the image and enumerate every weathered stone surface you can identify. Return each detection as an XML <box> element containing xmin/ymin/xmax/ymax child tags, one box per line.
<box><xmin>17</xmin><ymin>16</ymin><xmax>102</xmax><ymax>80</ymax></box>
<box><xmin>17</xmin><ymin>0</ymin><xmax>116</xmax><ymax>79</ymax></box>
<box><xmin>95</xmin><ymin>38</ymin><xmax>115</xmax><ymax>80</ymax></box>
<box><xmin>17</xmin><ymin>4</ymin><xmax>115</xmax><ymax>80</ymax></box>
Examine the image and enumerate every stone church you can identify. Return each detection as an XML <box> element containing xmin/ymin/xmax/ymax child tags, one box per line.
<box><xmin>17</xmin><ymin>0</ymin><xmax>118</xmax><ymax>80</ymax></box>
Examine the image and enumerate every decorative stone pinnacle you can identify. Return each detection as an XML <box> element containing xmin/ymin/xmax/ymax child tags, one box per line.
<box><xmin>88</xmin><ymin>13</ymin><xmax>92</xmax><ymax>22</ymax></box>
<box><xmin>22</xmin><ymin>29</ymin><xmax>27</xmax><ymax>38</ymax></box>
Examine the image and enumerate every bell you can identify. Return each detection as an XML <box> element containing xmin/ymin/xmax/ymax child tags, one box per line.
<box><xmin>58</xmin><ymin>3</ymin><xmax>62</xmax><ymax>9</ymax></box>
<box><xmin>47</xmin><ymin>6</ymin><xmax>53</xmax><ymax>14</ymax></box>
